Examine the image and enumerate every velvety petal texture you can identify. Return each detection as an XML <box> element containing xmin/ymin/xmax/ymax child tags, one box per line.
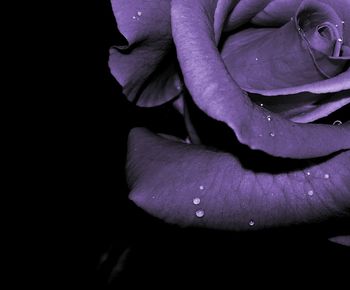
<box><xmin>128</xmin><ymin>128</ymin><xmax>350</xmax><ymax>231</ymax></box>
<box><xmin>109</xmin><ymin>0</ymin><xmax>182</xmax><ymax>107</ymax></box>
<box><xmin>251</xmin><ymin>0</ymin><xmax>304</xmax><ymax>26</ymax></box>
<box><xmin>171</xmin><ymin>0</ymin><xmax>350</xmax><ymax>158</ymax></box>
<box><xmin>228</xmin><ymin>0</ymin><xmax>350</xmax><ymax>96</ymax></box>
<box><xmin>221</xmin><ymin>0</ymin><xmax>350</xmax><ymax>91</ymax></box>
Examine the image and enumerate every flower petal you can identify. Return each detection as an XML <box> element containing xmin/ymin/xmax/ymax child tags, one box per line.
<box><xmin>171</xmin><ymin>0</ymin><xmax>350</xmax><ymax>158</ymax></box>
<box><xmin>109</xmin><ymin>0</ymin><xmax>181</xmax><ymax>107</ymax></box>
<box><xmin>224</xmin><ymin>0</ymin><xmax>273</xmax><ymax>31</ymax></box>
<box><xmin>221</xmin><ymin>0</ymin><xmax>350</xmax><ymax>92</ymax></box>
<box><xmin>127</xmin><ymin>128</ymin><xmax>350</xmax><ymax>231</ymax></box>
<box><xmin>253</xmin><ymin>0</ymin><xmax>350</xmax><ymax>45</ymax></box>
<box><xmin>252</xmin><ymin>0</ymin><xmax>303</xmax><ymax>26</ymax></box>
<box><xmin>250</xmin><ymin>91</ymin><xmax>350</xmax><ymax>123</ymax></box>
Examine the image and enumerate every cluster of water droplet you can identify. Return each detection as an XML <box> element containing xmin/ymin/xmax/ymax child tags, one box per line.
<box><xmin>132</xmin><ymin>11</ymin><xmax>142</xmax><ymax>20</ymax></box>
<box><xmin>194</xmin><ymin>185</ymin><xmax>205</xmax><ymax>218</ymax></box>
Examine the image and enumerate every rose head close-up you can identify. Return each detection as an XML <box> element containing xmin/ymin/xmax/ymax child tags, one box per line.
<box><xmin>101</xmin><ymin>0</ymin><xmax>350</xmax><ymax>285</ymax></box>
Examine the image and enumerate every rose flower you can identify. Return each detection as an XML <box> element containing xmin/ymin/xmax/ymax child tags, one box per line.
<box><xmin>109</xmin><ymin>0</ymin><xmax>350</xmax><ymax>242</ymax></box>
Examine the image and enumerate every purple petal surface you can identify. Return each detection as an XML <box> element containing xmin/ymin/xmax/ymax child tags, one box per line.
<box><xmin>128</xmin><ymin>128</ymin><xmax>350</xmax><ymax>231</ymax></box>
<box><xmin>171</xmin><ymin>0</ymin><xmax>350</xmax><ymax>158</ymax></box>
<box><xmin>250</xmin><ymin>91</ymin><xmax>350</xmax><ymax>123</ymax></box>
<box><xmin>221</xmin><ymin>0</ymin><xmax>350</xmax><ymax>93</ymax></box>
<box><xmin>109</xmin><ymin>0</ymin><xmax>181</xmax><ymax>107</ymax></box>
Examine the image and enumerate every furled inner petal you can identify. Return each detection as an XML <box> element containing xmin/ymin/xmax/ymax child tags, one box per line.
<box><xmin>221</xmin><ymin>0</ymin><xmax>350</xmax><ymax>92</ymax></box>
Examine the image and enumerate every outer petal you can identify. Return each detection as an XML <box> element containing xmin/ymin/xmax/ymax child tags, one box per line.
<box><xmin>108</xmin><ymin>0</ymin><xmax>182</xmax><ymax>107</ymax></box>
<box><xmin>171</xmin><ymin>0</ymin><xmax>350</xmax><ymax>158</ymax></box>
<box><xmin>128</xmin><ymin>128</ymin><xmax>350</xmax><ymax>231</ymax></box>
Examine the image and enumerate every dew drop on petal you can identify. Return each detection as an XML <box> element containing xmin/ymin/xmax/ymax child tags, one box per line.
<box><xmin>137</xmin><ymin>11</ymin><xmax>142</xmax><ymax>16</ymax></box>
<box><xmin>255</xmin><ymin>57</ymin><xmax>259</xmax><ymax>61</ymax></box>
<box><xmin>132</xmin><ymin>16</ymin><xmax>136</xmax><ymax>20</ymax></box>
<box><xmin>260</xmin><ymin>103</ymin><xmax>264</xmax><ymax>107</ymax></box>
<box><xmin>195</xmin><ymin>209</ymin><xmax>205</xmax><ymax>218</ymax></box>
<box><xmin>152</xmin><ymin>195</ymin><xmax>156</xmax><ymax>199</ymax></box>
<box><xmin>324</xmin><ymin>173</ymin><xmax>330</xmax><ymax>179</ymax></box>
<box><xmin>335</xmin><ymin>24</ymin><xmax>339</xmax><ymax>28</ymax></box>
<box><xmin>193</xmin><ymin>197</ymin><xmax>201</xmax><ymax>205</ymax></box>
<box><xmin>338</xmin><ymin>38</ymin><xmax>343</xmax><ymax>42</ymax></box>
<box><xmin>306</xmin><ymin>171</ymin><xmax>311</xmax><ymax>176</ymax></box>
<box><xmin>269</xmin><ymin>132</ymin><xmax>275</xmax><ymax>137</ymax></box>
<box><xmin>307</xmin><ymin>190</ymin><xmax>314</xmax><ymax>196</ymax></box>
<box><xmin>199</xmin><ymin>185</ymin><xmax>204</xmax><ymax>190</ymax></box>
<box><xmin>249</xmin><ymin>220</ymin><xmax>255</xmax><ymax>226</ymax></box>
<box><xmin>333</xmin><ymin>120</ymin><xmax>342</xmax><ymax>126</ymax></box>
<box><xmin>267</xmin><ymin>115</ymin><xmax>272</xmax><ymax>121</ymax></box>
<box><xmin>341</xmin><ymin>20</ymin><xmax>345</xmax><ymax>24</ymax></box>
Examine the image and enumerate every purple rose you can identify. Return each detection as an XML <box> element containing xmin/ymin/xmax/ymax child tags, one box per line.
<box><xmin>109</xmin><ymin>0</ymin><xmax>350</xmax><ymax>242</ymax></box>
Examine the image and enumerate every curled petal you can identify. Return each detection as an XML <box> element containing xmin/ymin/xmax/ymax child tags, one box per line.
<box><xmin>253</xmin><ymin>0</ymin><xmax>350</xmax><ymax>46</ymax></box>
<box><xmin>109</xmin><ymin>0</ymin><xmax>181</xmax><ymax>107</ymax></box>
<box><xmin>128</xmin><ymin>128</ymin><xmax>350</xmax><ymax>231</ymax></box>
<box><xmin>252</xmin><ymin>0</ymin><xmax>304</xmax><ymax>26</ymax></box>
<box><xmin>171</xmin><ymin>0</ymin><xmax>350</xmax><ymax>158</ymax></box>
<box><xmin>250</xmin><ymin>91</ymin><xmax>350</xmax><ymax>123</ymax></box>
<box><xmin>222</xmin><ymin>0</ymin><xmax>350</xmax><ymax>92</ymax></box>
<box><xmin>224</xmin><ymin>0</ymin><xmax>273</xmax><ymax>31</ymax></box>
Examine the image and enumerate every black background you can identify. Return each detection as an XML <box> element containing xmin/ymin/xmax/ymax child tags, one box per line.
<box><xmin>72</xmin><ymin>1</ymin><xmax>350</xmax><ymax>288</ymax></box>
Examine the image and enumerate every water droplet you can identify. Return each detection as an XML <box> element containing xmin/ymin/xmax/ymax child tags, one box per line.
<box><xmin>324</xmin><ymin>173</ymin><xmax>330</xmax><ymax>179</ymax></box>
<box><xmin>306</xmin><ymin>171</ymin><xmax>311</xmax><ymax>176</ymax></box>
<box><xmin>137</xmin><ymin>11</ymin><xmax>142</xmax><ymax>16</ymax></box>
<box><xmin>249</xmin><ymin>220</ymin><xmax>255</xmax><ymax>226</ymax></box>
<box><xmin>267</xmin><ymin>115</ymin><xmax>272</xmax><ymax>121</ymax></box>
<box><xmin>335</xmin><ymin>24</ymin><xmax>339</xmax><ymax>28</ymax></box>
<box><xmin>195</xmin><ymin>210</ymin><xmax>205</xmax><ymax>218</ymax></box>
<box><xmin>290</xmin><ymin>17</ymin><xmax>294</xmax><ymax>21</ymax></box>
<box><xmin>132</xmin><ymin>16</ymin><xmax>136</xmax><ymax>20</ymax></box>
<box><xmin>152</xmin><ymin>195</ymin><xmax>156</xmax><ymax>199</ymax></box>
<box><xmin>258</xmin><ymin>133</ymin><xmax>263</xmax><ymax>137</ymax></box>
<box><xmin>307</xmin><ymin>190</ymin><xmax>314</xmax><ymax>196</ymax></box>
<box><xmin>341</xmin><ymin>20</ymin><xmax>345</xmax><ymax>24</ymax></box>
<box><xmin>199</xmin><ymin>185</ymin><xmax>204</xmax><ymax>190</ymax></box>
<box><xmin>333</xmin><ymin>120</ymin><xmax>342</xmax><ymax>126</ymax></box>
<box><xmin>297</xmin><ymin>27</ymin><xmax>301</xmax><ymax>31</ymax></box>
<box><xmin>338</xmin><ymin>38</ymin><xmax>343</xmax><ymax>42</ymax></box>
<box><xmin>193</xmin><ymin>197</ymin><xmax>201</xmax><ymax>205</ymax></box>
<box><xmin>255</xmin><ymin>57</ymin><xmax>259</xmax><ymax>61</ymax></box>
<box><xmin>269</xmin><ymin>132</ymin><xmax>275</xmax><ymax>137</ymax></box>
<box><xmin>260</xmin><ymin>103</ymin><xmax>264</xmax><ymax>107</ymax></box>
